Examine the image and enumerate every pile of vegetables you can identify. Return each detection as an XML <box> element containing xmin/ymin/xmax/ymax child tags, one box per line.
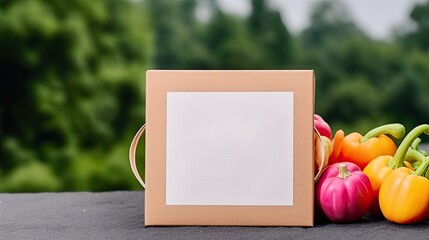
<box><xmin>313</xmin><ymin>114</ymin><xmax>429</xmax><ymax>224</ymax></box>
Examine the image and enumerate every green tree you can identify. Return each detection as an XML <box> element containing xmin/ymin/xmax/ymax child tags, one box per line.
<box><xmin>381</xmin><ymin>51</ymin><xmax>429</xmax><ymax>131</ymax></box>
<box><xmin>399</xmin><ymin>0</ymin><xmax>429</xmax><ymax>51</ymax></box>
<box><xmin>389</xmin><ymin>0</ymin><xmax>429</xmax><ymax>137</ymax></box>
<box><xmin>301</xmin><ymin>1</ymin><xmax>365</xmax><ymax>49</ymax></box>
<box><xmin>298</xmin><ymin>1</ymin><xmax>412</xmax><ymax>132</ymax></box>
<box><xmin>299</xmin><ymin>1</ymin><xmax>367</xmax><ymax>123</ymax></box>
<box><xmin>299</xmin><ymin>0</ymin><xmax>429</xmax><ymax>134</ymax></box>
<box><xmin>0</xmin><ymin>0</ymin><xmax>151</xmax><ymax>192</ymax></box>
<box><xmin>205</xmin><ymin>7</ymin><xmax>263</xmax><ymax>69</ymax></box>
<box><xmin>148</xmin><ymin>0</ymin><xmax>211</xmax><ymax>69</ymax></box>
<box><xmin>248</xmin><ymin>0</ymin><xmax>295</xmax><ymax>67</ymax></box>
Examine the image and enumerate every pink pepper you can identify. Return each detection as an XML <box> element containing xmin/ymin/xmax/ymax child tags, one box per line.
<box><xmin>314</xmin><ymin>114</ymin><xmax>332</xmax><ymax>139</ymax></box>
<box><xmin>316</xmin><ymin>162</ymin><xmax>373</xmax><ymax>223</ymax></box>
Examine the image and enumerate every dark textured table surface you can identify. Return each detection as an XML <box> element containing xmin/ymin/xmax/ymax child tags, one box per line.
<box><xmin>1</xmin><ymin>191</ymin><xmax>429</xmax><ymax>240</ymax></box>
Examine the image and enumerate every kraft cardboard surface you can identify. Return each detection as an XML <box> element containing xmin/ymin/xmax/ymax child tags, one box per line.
<box><xmin>145</xmin><ymin>70</ymin><xmax>315</xmax><ymax>226</ymax></box>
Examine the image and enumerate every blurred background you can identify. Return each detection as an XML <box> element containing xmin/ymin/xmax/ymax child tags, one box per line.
<box><xmin>1</xmin><ymin>0</ymin><xmax>429</xmax><ymax>192</ymax></box>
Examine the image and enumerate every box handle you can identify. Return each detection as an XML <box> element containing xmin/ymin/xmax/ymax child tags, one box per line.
<box><xmin>129</xmin><ymin>124</ymin><xmax>323</xmax><ymax>187</ymax></box>
<box><xmin>129</xmin><ymin>124</ymin><xmax>146</xmax><ymax>188</ymax></box>
<box><xmin>314</xmin><ymin>128</ymin><xmax>326</xmax><ymax>182</ymax></box>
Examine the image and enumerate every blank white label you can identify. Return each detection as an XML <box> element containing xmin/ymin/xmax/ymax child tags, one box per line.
<box><xmin>166</xmin><ymin>92</ymin><xmax>294</xmax><ymax>206</ymax></box>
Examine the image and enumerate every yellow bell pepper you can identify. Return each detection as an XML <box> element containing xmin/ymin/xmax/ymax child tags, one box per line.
<box><xmin>377</xmin><ymin>124</ymin><xmax>429</xmax><ymax>224</ymax></box>
<box><xmin>363</xmin><ymin>125</ymin><xmax>427</xmax><ymax>218</ymax></box>
<box><xmin>379</xmin><ymin>166</ymin><xmax>429</xmax><ymax>224</ymax></box>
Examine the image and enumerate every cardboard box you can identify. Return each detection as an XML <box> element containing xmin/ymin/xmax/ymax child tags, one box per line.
<box><xmin>145</xmin><ymin>70</ymin><xmax>315</xmax><ymax>226</ymax></box>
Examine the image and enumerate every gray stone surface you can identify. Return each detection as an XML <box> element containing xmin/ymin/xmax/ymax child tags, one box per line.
<box><xmin>1</xmin><ymin>191</ymin><xmax>429</xmax><ymax>240</ymax></box>
<box><xmin>2</xmin><ymin>146</ymin><xmax>429</xmax><ymax>239</ymax></box>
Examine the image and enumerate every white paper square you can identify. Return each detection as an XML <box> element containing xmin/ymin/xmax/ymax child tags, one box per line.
<box><xmin>166</xmin><ymin>92</ymin><xmax>294</xmax><ymax>206</ymax></box>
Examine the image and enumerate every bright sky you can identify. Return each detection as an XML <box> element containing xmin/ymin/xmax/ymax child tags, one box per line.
<box><xmin>217</xmin><ymin>0</ymin><xmax>426</xmax><ymax>40</ymax></box>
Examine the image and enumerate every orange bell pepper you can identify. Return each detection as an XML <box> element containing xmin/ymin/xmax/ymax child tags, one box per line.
<box><xmin>334</xmin><ymin>123</ymin><xmax>405</xmax><ymax>170</ymax></box>
<box><xmin>363</xmin><ymin>148</ymin><xmax>425</xmax><ymax>217</ymax></box>
<box><xmin>362</xmin><ymin>156</ymin><xmax>395</xmax><ymax>217</ymax></box>
<box><xmin>364</xmin><ymin>124</ymin><xmax>429</xmax><ymax>218</ymax></box>
<box><xmin>329</xmin><ymin>129</ymin><xmax>344</xmax><ymax>164</ymax></box>
<box><xmin>379</xmin><ymin>165</ymin><xmax>429</xmax><ymax>224</ymax></box>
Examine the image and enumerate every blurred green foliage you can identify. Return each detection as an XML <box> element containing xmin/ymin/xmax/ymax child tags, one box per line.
<box><xmin>1</xmin><ymin>0</ymin><xmax>429</xmax><ymax>192</ymax></box>
<box><xmin>0</xmin><ymin>0</ymin><xmax>151</xmax><ymax>192</ymax></box>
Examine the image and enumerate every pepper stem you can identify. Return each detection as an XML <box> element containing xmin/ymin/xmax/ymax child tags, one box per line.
<box><xmin>405</xmin><ymin>148</ymin><xmax>426</xmax><ymax>170</ymax></box>
<box><xmin>405</xmin><ymin>148</ymin><xmax>426</xmax><ymax>164</ymax></box>
<box><xmin>360</xmin><ymin>123</ymin><xmax>405</xmax><ymax>143</ymax></box>
<box><xmin>412</xmin><ymin>156</ymin><xmax>429</xmax><ymax>177</ymax></box>
<box><xmin>337</xmin><ymin>163</ymin><xmax>352</xmax><ymax>179</ymax></box>
<box><xmin>411</xmin><ymin>138</ymin><xmax>422</xmax><ymax>150</ymax></box>
<box><xmin>388</xmin><ymin>124</ymin><xmax>429</xmax><ymax>169</ymax></box>
<box><xmin>411</xmin><ymin>138</ymin><xmax>428</xmax><ymax>156</ymax></box>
